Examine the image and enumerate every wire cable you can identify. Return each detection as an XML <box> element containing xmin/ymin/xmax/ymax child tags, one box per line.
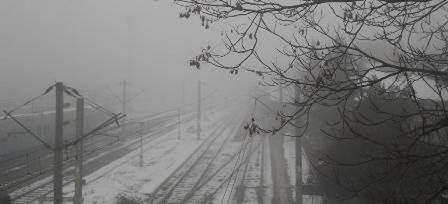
<box><xmin>219</xmin><ymin>132</ymin><xmax>251</xmax><ymax>204</ymax></box>
<box><xmin>225</xmin><ymin>136</ymin><xmax>253</xmax><ymax>204</ymax></box>
<box><xmin>2</xmin><ymin>84</ymin><xmax>55</xmax><ymax>119</ymax></box>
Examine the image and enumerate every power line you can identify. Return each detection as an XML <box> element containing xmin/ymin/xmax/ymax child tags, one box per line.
<box><xmin>1</xmin><ymin>82</ymin><xmax>123</xmax><ymax>203</ymax></box>
<box><xmin>2</xmin><ymin>84</ymin><xmax>55</xmax><ymax>119</ymax></box>
<box><xmin>2</xmin><ymin>111</ymin><xmax>53</xmax><ymax>151</ymax></box>
<box><xmin>225</xmin><ymin>137</ymin><xmax>253</xmax><ymax>204</ymax></box>
<box><xmin>220</xmin><ymin>133</ymin><xmax>251</xmax><ymax>204</ymax></box>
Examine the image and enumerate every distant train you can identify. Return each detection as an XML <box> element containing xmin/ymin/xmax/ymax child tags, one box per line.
<box><xmin>0</xmin><ymin>106</ymin><xmax>110</xmax><ymax>156</ymax></box>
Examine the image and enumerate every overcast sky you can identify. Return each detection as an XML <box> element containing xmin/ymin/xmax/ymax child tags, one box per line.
<box><xmin>0</xmin><ymin>0</ymin><xmax>259</xmax><ymax>115</ymax></box>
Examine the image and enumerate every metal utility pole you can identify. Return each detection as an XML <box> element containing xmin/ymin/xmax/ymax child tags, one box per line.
<box><xmin>182</xmin><ymin>81</ymin><xmax>185</xmax><ymax>114</ymax></box>
<box><xmin>124</xmin><ymin>16</ymin><xmax>133</xmax><ymax>119</ymax></box>
<box><xmin>74</xmin><ymin>98</ymin><xmax>84</xmax><ymax>204</ymax></box>
<box><xmin>197</xmin><ymin>80</ymin><xmax>201</xmax><ymax>140</ymax></box>
<box><xmin>127</xmin><ymin>16</ymin><xmax>133</xmax><ymax>82</ymax></box>
<box><xmin>178</xmin><ymin>108</ymin><xmax>181</xmax><ymax>140</ymax></box>
<box><xmin>139</xmin><ymin>122</ymin><xmax>144</xmax><ymax>167</ymax></box>
<box><xmin>295</xmin><ymin>84</ymin><xmax>302</xmax><ymax>204</ymax></box>
<box><xmin>122</xmin><ymin>80</ymin><xmax>127</xmax><ymax>120</ymax></box>
<box><xmin>279</xmin><ymin>85</ymin><xmax>284</xmax><ymax>127</ymax></box>
<box><xmin>54</xmin><ymin>82</ymin><xmax>64</xmax><ymax>204</ymax></box>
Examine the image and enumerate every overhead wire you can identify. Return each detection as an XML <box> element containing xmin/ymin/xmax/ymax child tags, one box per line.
<box><xmin>64</xmin><ymin>86</ymin><xmax>117</xmax><ymax>117</ymax></box>
<box><xmin>2</xmin><ymin>111</ymin><xmax>53</xmax><ymax>151</ymax></box>
<box><xmin>220</xmin><ymin>131</ymin><xmax>251</xmax><ymax>204</ymax></box>
<box><xmin>0</xmin><ymin>83</ymin><xmax>135</xmax><ymax>192</ymax></box>
<box><xmin>1</xmin><ymin>84</ymin><xmax>58</xmax><ymax>151</ymax></box>
<box><xmin>2</xmin><ymin>84</ymin><xmax>55</xmax><ymax>119</ymax></box>
<box><xmin>225</xmin><ymin>135</ymin><xmax>254</xmax><ymax>204</ymax></box>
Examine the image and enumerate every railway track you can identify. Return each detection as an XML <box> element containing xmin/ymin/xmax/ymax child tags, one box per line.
<box><xmin>233</xmin><ymin>136</ymin><xmax>266</xmax><ymax>204</ymax></box>
<box><xmin>6</xmin><ymin>102</ymin><xmax>245</xmax><ymax>204</ymax></box>
<box><xmin>197</xmin><ymin>136</ymin><xmax>264</xmax><ymax>204</ymax></box>
<box><xmin>149</xmin><ymin>121</ymin><xmax>232</xmax><ymax>204</ymax></box>
<box><xmin>148</xmin><ymin>108</ymin><xmax>249</xmax><ymax>204</ymax></box>
<box><xmin>150</xmin><ymin>112</ymin><xmax>268</xmax><ymax>204</ymax></box>
<box><xmin>0</xmin><ymin>113</ymin><xmax>177</xmax><ymax>192</ymax></box>
<box><xmin>9</xmin><ymin>112</ymin><xmax>197</xmax><ymax>204</ymax></box>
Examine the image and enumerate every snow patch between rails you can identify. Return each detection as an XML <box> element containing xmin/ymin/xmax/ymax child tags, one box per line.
<box><xmin>63</xmin><ymin>110</ymin><xmax>226</xmax><ymax>204</ymax></box>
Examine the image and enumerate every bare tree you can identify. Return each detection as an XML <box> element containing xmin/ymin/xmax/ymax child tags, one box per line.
<box><xmin>175</xmin><ymin>0</ymin><xmax>448</xmax><ymax>203</ymax></box>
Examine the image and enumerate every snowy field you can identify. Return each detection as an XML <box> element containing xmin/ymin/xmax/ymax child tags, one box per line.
<box><xmin>70</xmin><ymin>110</ymin><xmax>228</xmax><ymax>204</ymax></box>
<box><xmin>9</xmin><ymin>103</ymin><xmax>324</xmax><ymax>204</ymax></box>
<box><xmin>10</xmin><ymin>105</ymin><xmax>235</xmax><ymax>204</ymax></box>
<box><xmin>211</xmin><ymin>136</ymin><xmax>273</xmax><ymax>204</ymax></box>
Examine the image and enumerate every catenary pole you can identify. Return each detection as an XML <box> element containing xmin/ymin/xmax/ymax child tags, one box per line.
<box><xmin>295</xmin><ymin>84</ymin><xmax>302</xmax><ymax>204</ymax></box>
<box><xmin>74</xmin><ymin>98</ymin><xmax>84</xmax><ymax>204</ymax></box>
<box><xmin>139</xmin><ymin>122</ymin><xmax>144</xmax><ymax>167</ymax></box>
<box><xmin>122</xmin><ymin>80</ymin><xmax>127</xmax><ymax>121</ymax></box>
<box><xmin>53</xmin><ymin>82</ymin><xmax>64</xmax><ymax>204</ymax></box>
<box><xmin>178</xmin><ymin>108</ymin><xmax>181</xmax><ymax>140</ymax></box>
<box><xmin>197</xmin><ymin>80</ymin><xmax>201</xmax><ymax>140</ymax></box>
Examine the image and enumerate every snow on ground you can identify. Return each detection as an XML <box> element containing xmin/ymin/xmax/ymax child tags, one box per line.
<box><xmin>74</xmin><ymin>135</ymin><xmax>200</xmax><ymax>203</ymax></box>
<box><xmin>210</xmin><ymin>136</ymin><xmax>272</xmax><ymax>204</ymax></box>
<box><xmin>61</xmin><ymin>111</ymin><xmax>228</xmax><ymax>204</ymax></box>
<box><xmin>12</xmin><ymin>106</ymin><xmax>230</xmax><ymax>204</ymax></box>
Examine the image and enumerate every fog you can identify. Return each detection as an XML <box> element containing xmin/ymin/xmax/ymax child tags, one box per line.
<box><xmin>0</xmin><ymin>0</ymin><xmax>258</xmax><ymax>115</ymax></box>
<box><xmin>2</xmin><ymin>1</ymin><xmax>447</xmax><ymax>203</ymax></box>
